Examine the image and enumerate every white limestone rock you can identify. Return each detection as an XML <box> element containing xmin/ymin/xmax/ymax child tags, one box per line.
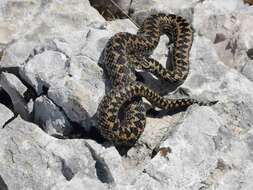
<box><xmin>127</xmin><ymin>114</ymin><xmax>183</xmax><ymax>163</ymax></box>
<box><xmin>241</xmin><ymin>61</ymin><xmax>253</xmax><ymax>82</ymax></box>
<box><xmin>19</xmin><ymin>50</ymin><xmax>69</xmax><ymax>95</ymax></box>
<box><xmin>0</xmin><ymin>0</ymin><xmax>105</xmax><ymax>44</ymax></box>
<box><xmin>0</xmin><ymin>103</ymin><xmax>14</xmax><ymax>127</ymax></box>
<box><xmin>193</xmin><ymin>0</ymin><xmax>253</xmax><ymax>70</ymax></box>
<box><xmin>184</xmin><ymin>35</ymin><xmax>253</xmax><ymax>102</ymax></box>
<box><xmin>86</xmin><ymin>140</ymin><xmax>134</xmax><ymax>185</ymax></box>
<box><xmin>106</xmin><ymin>19</ymin><xmax>137</xmax><ymax>34</ymax></box>
<box><xmin>130</xmin><ymin>0</ymin><xmax>198</xmax><ymax>24</ymax></box>
<box><xmin>0</xmin><ymin>116</ymin><xmax>107</xmax><ymax>190</ymax></box>
<box><xmin>18</xmin><ymin>44</ymin><xmax>105</xmax><ymax>127</ymax></box>
<box><xmin>0</xmin><ymin>39</ymin><xmax>40</xmax><ymax>68</ymax></box>
<box><xmin>133</xmin><ymin>100</ymin><xmax>253</xmax><ymax>190</ymax></box>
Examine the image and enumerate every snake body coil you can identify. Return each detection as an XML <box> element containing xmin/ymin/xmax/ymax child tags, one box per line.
<box><xmin>97</xmin><ymin>13</ymin><xmax>213</xmax><ymax>146</ymax></box>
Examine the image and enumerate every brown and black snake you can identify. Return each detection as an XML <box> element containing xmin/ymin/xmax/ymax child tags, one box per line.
<box><xmin>97</xmin><ymin>13</ymin><xmax>216</xmax><ymax>147</ymax></box>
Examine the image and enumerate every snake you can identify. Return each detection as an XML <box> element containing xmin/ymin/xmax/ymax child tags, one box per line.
<box><xmin>97</xmin><ymin>13</ymin><xmax>216</xmax><ymax>147</ymax></box>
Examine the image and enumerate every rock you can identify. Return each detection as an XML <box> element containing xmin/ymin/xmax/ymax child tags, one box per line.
<box><xmin>0</xmin><ymin>22</ymin><xmax>16</xmax><ymax>44</ymax></box>
<box><xmin>241</xmin><ymin>61</ymin><xmax>253</xmax><ymax>82</ymax></box>
<box><xmin>19</xmin><ymin>50</ymin><xmax>69</xmax><ymax>95</ymax></box>
<box><xmin>46</xmin><ymin>51</ymin><xmax>105</xmax><ymax>127</ymax></box>
<box><xmin>0</xmin><ymin>0</ymin><xmax>105</xmax><ymax>44</ymax></box>
<box><xmin>52</xmin><ymin>174</ymin><xmax>108</xmax><ymax>190</ymax></box>
<box><xmin>106</xmin><ymin>19</ymin><xmax>137</xmax><ymax>34</ymax></box>
<box><xmin>0</xmin><ymin>72</ymin><xmax>32</xmax><ymax>120</ymax></box>
<box><xmin>127</xmin><ymin>114</ymin><xmax>184</xmax><ymax>162</ymax></box>
<box><xmin>130</xmin><ymin>0</ymin><xmax>197</xmax><ymax>24</ymax></box>
<box><xmin>128</xmin><ymin>32</ymin><xmax>253</xmax><ymax>190</ymax></box>
<box><xmin>130</xmin><ymin>0</ymin><xmax>198</xmax><ymax>13</ymax></box>
<box><xmin>193</xmin><ymin>0</ymin><xmax>253</xmax><ymax>70</ymax></box>
<box><xmin>120</xmin><ymin>25</ymin><xmax>253</xmax><ymax>189</ymax></box>
<box><xmin>86</xmin><ymin>140</ymin><xmax>134</xmax><ymax>185</ymax></box>
<box><xmin>0</xmin><ymin>116</ymin><xmax>107</xmax><ymax>190</ymax></box>
<box><xmin>0</xmin><ymin>103</ymin><xmax>14</xmax><ymax>127</ymax></box>
<box><xmin>19</xmin><ymin>45</ymin><xmax>105</xmax><ymax>128</ymax></box>
<box><xmin>1</xmin><ymin>0</ymin><xmax>253</xmax><ymax>189</ymax></box>
<box><xmin>184</xmin><ymin>35</ymin><xmax>253</xmax><ymax>102</ymax></box>
<box><xmin>34</xmin><ymin>96</ymin><xmax>72</xmax><ymax>136</ymax></box>
<box><xmin>134</xmin><ymin>100</ymin><xmax>253</xmax><ymax>190</ymax></box>
<box><xmin>0</xmin><ymin>39</ymin><xmax>38</xmax><ymax>68</ymax></box>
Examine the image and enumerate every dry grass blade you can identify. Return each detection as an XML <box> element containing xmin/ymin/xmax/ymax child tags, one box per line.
<box><xmin>109</xmin><ymin>0</ymin><xmax>140</xmax><ymax>28</ymax></box>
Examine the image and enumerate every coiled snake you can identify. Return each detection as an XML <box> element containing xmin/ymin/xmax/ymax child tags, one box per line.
<box><xmin>97</xmin><ymin>13</ymin><xmax>216</xmax><ymax>147</ymax></box>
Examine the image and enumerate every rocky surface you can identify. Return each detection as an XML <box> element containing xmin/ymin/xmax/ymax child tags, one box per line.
<box><xmin>1</xmin><ymin>0</ymin><xmax>253</xmax><ymax>189</ymax></box>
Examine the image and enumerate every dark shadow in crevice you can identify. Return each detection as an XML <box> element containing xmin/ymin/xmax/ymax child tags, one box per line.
<box><xmin>0</xmin><ymin>175</ymin><xmax>8</xmax><ymax>190</ymax></box>
<box><xmin>0</xmin><ymin>67</ymin><xmax>19</xmax><ymax>76</ymax></box>
<box><xmin>60</xmin><ymin>158</ymin><xmax>75</xmax><ymax>181</ymax></box>
<box><xmin>0</xmin><ymin>67</ymin><xmax>37</xmax><ymax>101</ymax></box>
<box><xmin>67</xmin><ymin>120</ymin><xmax>107</xmax><ymax>145</ymax></box>
<box><xmin>85</xmin><ymin>142</ymin><xmax>114</xmax><ymax>184</ymax></box>
<box><xmin>115</xmin><ymin>145</ymin><xmax>133</xmax><ymax>156</ymax></box>
<box><xmin>42</xmin><ymin>85</ymin><xmax>49</xmax><ymax>95</ymax></box>
<box><xmin>247</xmin><ymin>48</ymin><xmax>253</xmax><ymax>60</ymax></box>
<box><xmin>0</xmin><ymin>89</ymin><xmax>13</xmax><ymax>111</ymax></box>
<box><xmin>89</xmin><ymin>0</ymin><xmax>130</xmax><ymax>21</ymax></box>
<box><xmin>2</xmin><ymin>114</ymin><xmax>18</xmax><ymax>128</ymax></box>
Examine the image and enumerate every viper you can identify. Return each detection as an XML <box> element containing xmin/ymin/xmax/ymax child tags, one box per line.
<box><xmin>97</xmin><ymin>13</ymin><xmax>216</xmax><ymax>147</ymax></box>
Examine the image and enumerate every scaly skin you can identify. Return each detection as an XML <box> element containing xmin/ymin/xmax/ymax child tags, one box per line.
<box><xmin>104</xmin><ymin>13</ymin><xmax>193</xmax><ymax>86</ymax></box>
<box><xmin>97</xmin><ymin>13</ymin><xmax>214</xmax><ymax>147</ymax></box>
<box><xmin>97</xmin><ymin>82</ymin><xmax>216</xmax><ymax>146</ymax></box>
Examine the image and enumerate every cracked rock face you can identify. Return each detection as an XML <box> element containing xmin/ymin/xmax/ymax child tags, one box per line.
<box><xmin>0</xmin><ymin>117</ymin><xmax>108</xmax><ymax>190</ymax></box>
<box><xmin>0</xmin><ymin>104</ymin><xmax>14</xmax><ymax>127</ymax></box>
<box><xmin>1</xmin><ymin>0</ymin><xmax>253</xmax><ymax>189</ymax></box>
<box><xmin>34</xmin><ymin>95</ymin><xmax>71</xmax><ymax>136</ymax></box>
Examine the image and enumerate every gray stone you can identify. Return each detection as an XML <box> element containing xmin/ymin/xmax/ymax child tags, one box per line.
<box><xmin>0</xmin><ymin>116</ymin><xmax>107</xmax><ymax>190</ymax></box>
<box><xmin>184</xmin><ymin>35</ymin><xmax>253</xmax><ymax>102</ymax></box>
<box><xmin>241</xmin><ymin>61</ymin><xmax>253</xmax><ymax>82</ymax></box>
<box><xmin>133</xmin><ymin>100</ymin><xmax>253</xmax><ymax>190</ymax></box>
<box><xmin>193</xmin><ymin>0</ymin><xmax>253</xmax><ymax>69</ymax></box>
<box><xmin>0</xmin><ymin>0</ymin><xmax>105</xmax><ymax>44</ymax></box>
<box><xmin>0</xmin><ymin>103</ymin><xmax>14</xmax><ymax>127</ymax></box>
<box><xmin>0</xmin><ymin>39</ymin><xmax>39</xmax><ymax>68</ymax></box>
<box><xmin>52</xmin><ymin>174</ymin><xmax>108</xmax><ymax>190</ymax></box>
<box><xmin>34</xmin><ymin>96</ymin><xmax>72</xmax><ymax>136</ymax></box>
<box><xmin>130</xmin><ymin>0</ymin><xmax>197</xmax><ymax>25</ymax></box>
<box><xmin>106</xmin><ymin>19</ymin><xmax>137</xmax><ymax>34</ymax></box>
<box><xmin>46</xmin><ymin>52</ymin><xmax>105</xmax><ymax>126</ymax></box>
<box><xmin>0</xmin><ymin>72</ymin><xmax>31</xmax><ymax>120</ymax></box>
<box><xmin>18</xmin><ymin>45</ymin><xmax>105</xmax><ymax>128</ymax></box>
<box><xmin>19</xmin><ymin>50</ymin><xmax>69</xmax><ymax>95</ymax></box>
<box><xmin>127</xmin><ymin>113</ymin><xmax>184</xmax><ymax>163</ymax></box>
